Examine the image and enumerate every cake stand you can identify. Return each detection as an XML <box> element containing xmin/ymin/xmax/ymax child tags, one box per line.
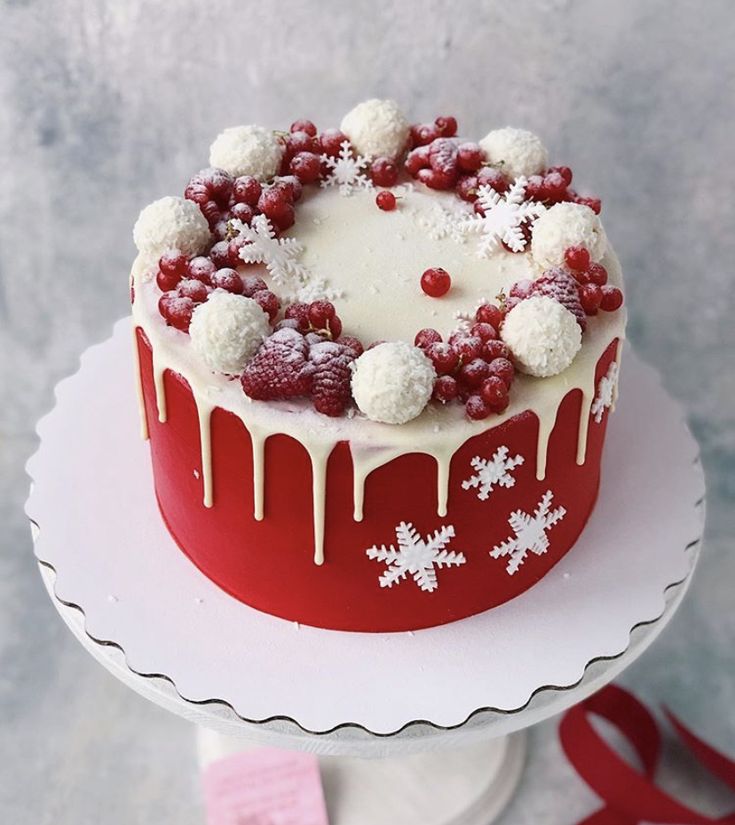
<box><xmin>26</xmin><ymin>319</ymin><xmax>705</xmax><ymax>824</ymax></box>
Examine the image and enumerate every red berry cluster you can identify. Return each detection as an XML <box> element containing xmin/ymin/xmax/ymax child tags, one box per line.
<box><xmin>526</xmin><ymin>167</ymin><xmax>601</xmax><ymax>214</ymax></box>
<box><xmin>282</xmin><ymin>300</ymin><xmax>345</xmax><ymax>340</ymax></box>
<box><xmin>415</xmin><ymin>303</ymin><xmax>516</xmax><ymax>420</ymax></box>
<box><xmin>154</xmin><ymin>248</ymin><xmax>281</xmax><ymax>332</ymax></box>
<box><xmin>561</xmin><ymin>246</ymin><xmax>624</xmax><ymax>314</ymax></box>
<box><xmin>405</xmin><ymin>135</ymin><xmax>486</xmax><ymax>192</ymax></box>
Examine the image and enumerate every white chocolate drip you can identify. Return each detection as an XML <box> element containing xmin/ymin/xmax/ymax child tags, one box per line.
<box><xmin>194</xmin><ymin>394</ymin><xmax>214</xmax><ymax>508</ymax></box>
<box><xmin>132</xmin><ymin>328</ymin><xmax>149</xmax><ymax>441</ymax></box>
<box><xmin>151</xmin><ymin>350</ymin><xmax>168</xmax><ymax>424</ymax></box>
<box><xmin>249</xmin><ymin>425</ymin><xmax>267</xmax><ymax>521</ymax></box>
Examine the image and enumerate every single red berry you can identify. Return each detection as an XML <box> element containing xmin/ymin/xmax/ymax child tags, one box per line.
<box><xmin>525</xmin><ymin>174</ymin><xmax>545</xmax><ymax>201</ymax></box>
<box><xmin>457</xmin><ymin>143</ymin><xmax>484</xmax><ymax>172</ymax></box>
<box><xmin>290</xmin><ymin>119</ymin><xmax>317</xmax><ymax>137</ymax></box>
<box><xmin>435</xmin><ymin>115</ymin><xmax>458</xmax><ymax>137</ymax></box>
<box><xmin>548</xmin><ymin>165</ymin><xmax>573</xmax><ymax>187</ymax></box>
<box><xmin>200</xmin><ymin>199</ymin><xmax>222</xmax><ymax>228</ymax></box>
<box><xmin>319</xmin><ymin>129</ymin><xmax>348</xmax><ymax>157</ymax></box>
<box><xmin>450</xmin><ymin>334</ymin><xmax>483</xmax><ymax>362</ymax></box>
<box><xmin>290</xmin><ymin>151</ymin><xmax>321</xmax><ymax>184</ymax></box>
<box><xmin>156</xmin><ymin>269</ymin><xmax>181</xmax><ymax>292</ymax></box>
<box><xmin>480</xmin><ymin>375</ymin><xmax>509</xmax><ymax>407</ymax></box>
<box><xmin>229</xmin><ymin>202</ymin><xmax>255</xmax><ymax>225</ymax></box>
<box><xmin>564</xmin><ymin>245</ymin><xmax>590</xmax><ymax>272</ymax></box>
<box><xmin>284</xmin><ymin>302</ymin><xmax>311</xmax><ymax>331</ymax></box>
<box><xmin>478</xmin><ymin>166</ymin><xmax>510</xmax><ymax>194</ymax></box>
<box><xmin>336</xmin><ymin>335</ymin><xmax>364</xmax><ymax>357</ymax></box>
<box><xmin>579</xmin><ymin>284</ymin><xmax>603</xmax><ymax>315</ymax></box>
<box><xmin>253</xmin><ymin>289</ymin><xmax>280</xmax><ymax>322</ymax></box>
<box><xmin>188</xmin><ymin>256</ymin><xmax>216</xmax><ymax>285</ymax></box>
<box><xmin>326</xmin><ymin>314</ymin><xmax>342</xmax><ymax>339</ymax></box>
<box><xmin>177</xmin><ymin>278</ymin><xmax>209</xmax><ymax>304</ymax></box>
<box><xmin>426</xmin><ymin>342</ymin><xmax>460</xmax><ymax>375</ymax></box>
<box><xmin>376</xmin><ymin>190</ymin><xmax>397</xmax><ymax>211</ymax></box>
<box><xmin>158</xmin><ymin>293</ymin><xmax>194</xmax><ymax>332</ymax></box>
<box><xmin>241</xmin><ymin>274</ymin><xmax>268</xmax><ymax>297</ymax></box>
<box><xmin>308</xmin><ymin>300</ymin><xmax>336</xmax><ymax>329</ymax></box>
<box><xmin>268</xmin><ymin>199</ymin><xmax>296</xmax><ymax>231</ymax></box>
<box><xmin>481</xmin><ymin>339</ymin><xmax>511</xmax><ymax>362</ymax></box>
<box><xmin>542</xmin><ymin>170</ymin><xmax>568</xmax><ymax>201</ymax></box>
<box><xmin>287</xmin><ymin>130</ymin><xmax>319</xmax><ymax>156</ymax></box>
<box><xmin>418</xmin><ymin>167</ymin><xmax>457</xmax><ymax>190</ymax></box>
<box><xmin>487</xmin><ymin>357</ymin><xmax>514</xmax><ymax>389</ymax></box>
<box><xmin>371</xmin><ymin>157</ymin><xmax>399</xmax><ymax>187</ymax></box>
<box><xmin>432</xmin><ymin>375</ymin><xmax>459</xmax><ymax>403</ymax></box>
<box><xmin>274</xmin><ymin>175</ymin><xmax>303</xmax><ymax>203</ymax></box>
<box><xmin>159</xmin><ymin>249</ymin><xmax>188</xmax><ymax>278</ymax></box>
<box><xmin>258</xmin><ymin>186</ymin><xmax>288</xmax><ymax>213</ymax></box>
<box><xmin>415</xmin><ymin>328</ymin><xmax>443</xmax><ymax>348</ymax></box>
<box><xmin>404</xmin><ymin>145</ymin><xmax>431</xmax><ymax>176</ymax></box>
<box><xmin>459</xmin><ymin>358</ymin><xmax>490</xmax><ymax>388</ymax></box>
<box><xmin>209</xmin><ymin>240</ymin><xmax>232</xmax><ymax>269</ymax></box>
<box><xmin>600</xmin><ymin>285</ymin><xmax>624</xmax><ymax>311</ymax></box>
<box><xmin>210</xmin><ymin>268</ymin><xmax>244</xmax><ymax>294</ymax></box>
<box><xmin>469</xmin><ymin>322</ymin><xmax>498</xmax><ymax>342</ymax></box>
<box><xmin>411</xmin><ymin>123</ymin><xmax>440</xmax><ymax>146</ymax></box>
<box><xmin>232</xmin><ymin>176</ymin><xmax>262</xmax><ymax>206</ymax></box>
<box><xmin>576</xmin><ymin>195</ymin><xmax>602</xmax><ymax>214</ymax></box>
<box><xmin>586</xmin><ymin>262</ymin><xmax>608</xmax><ymax>286</ymax></box>
<box><xmin>475</xmin><ymin>303</ymin><xmax>503</xmax><ymax>330</ymax></box>
<box><xmin>465</xmin><ymin>394</ymin><xmax>492</xmax><ymax>420</ymax></box>
<box><xmin>421</xmin><ymin>267</ymin><xmax>452</xmax><ymax>297</ymax></box>
<box><xmin>456</xmin><ymin>174</ymin><xmax>479</xmax><ymax>202</ymax></box>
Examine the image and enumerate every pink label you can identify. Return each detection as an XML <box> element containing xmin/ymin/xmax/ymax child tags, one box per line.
<box><xmin>202</xmin><ymin>747</ymin><xmax>329</xmax><ymax>825</ymax></box>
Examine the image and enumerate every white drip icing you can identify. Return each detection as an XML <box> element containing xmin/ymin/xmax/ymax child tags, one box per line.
<box><xmin>193</xmin><ymin>394</ymin><xmax>214</xmax><ymax>508</ymax></box>
<box><xmin>151</xmin><ymin>350</ymin><xmax>168</xmax><ymax>423</ymax></box>
<box><xmin>249</xmin><ymin>425</ymin><xmax>267</xmax><ymax>521</ymax></box>
<box><xmin>132</xmin><ymin>327</ymin><xmax>149</xmax><ymax>441</ymax></box>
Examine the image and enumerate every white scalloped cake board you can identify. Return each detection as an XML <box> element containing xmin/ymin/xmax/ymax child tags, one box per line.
<box><xmin>26</xmin><ymin>318</ymin><xmax>704</xmax><ymax>735</ymax></box>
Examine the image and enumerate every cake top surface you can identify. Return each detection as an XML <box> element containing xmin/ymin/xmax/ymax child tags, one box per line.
<box><xmin>131</xmin><ymin>100</ymin><xmax>625</xmax><ymax>432</ymax></box>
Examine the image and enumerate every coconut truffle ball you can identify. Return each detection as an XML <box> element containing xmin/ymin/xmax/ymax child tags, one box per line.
<box><xmin>209</xmin><ymin>125</ymin><xmax>283</xmax><ymax>180</ymax></box>
<box><xmin>531</xmin><ymin>202</ymin><xmax>607</xmax><ymax>270</ymax></box>
<box><xmin>501</xmin><ymin>296</ymin><xmax>582</xmax><ymax>378</ymax></box>
<box><xmin>351</xmin><ymin>341</ymin><xmax>435</xmax><ymax>424</ymax></box>
<box><xmin>340</xmin><ymin>99</ymin><xmax>410</xmax><ymax>159</ymax></box>
<box><xmin>133</xmin><ymin>196</ymin><xmax>211</xmax><ymax>258</ymax></box>
<box><xmin>189</xmin><ymin>292</ymin><xmax>270</xmax><ymax>374</ymax></box>
<box><xmin>479</xmin><ymin>127</ymin><xmax>548</xmax><ymax>179</ymax></box>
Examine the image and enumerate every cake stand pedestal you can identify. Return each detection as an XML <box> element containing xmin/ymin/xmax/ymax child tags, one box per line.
<box><xmin>26</xmin><ymin>319</ymin><xmax>705</xmax><ymax>823</ymax></box>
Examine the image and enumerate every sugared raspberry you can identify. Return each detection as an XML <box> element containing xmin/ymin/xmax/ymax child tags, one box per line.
<box><xmin>200</xmin><ymin>200</ymin><xmax>222</xmax><ymax>228</ymax></box>
<box><xmin>586</xmin><ymin>262</ymin><xmax>608</xmax><ymax>286</ymax></box>
<box><xmin>579</xmin><ymin>284</ymin><xmax>603</xmax><ymax>315</ymax></box>
<box><xmin>450</xmin><ymin>334</ymin><xmax>483</xmax><ymax>362</ymax></box>
<box><xmin>411</xmin><ymin>123</ymin><xmax>440</xmax><ymax>147</ymax></box>
<box><xmin>405</xmin><ymin>145</ymin><xmax>430</xmax><ymax>176</ymax></box>
<box><xmin>309</xmin><ymin>340</ymin><xmax>357</xmax><ymax>417</ymax></box>
<box><xmin>417</xmin><ymin>167</ymin><xmax>457</xmax><ymax>190</ymax></box>
<box><xmin>284</xmin><ymin>302</ymin><xmax>311</xmax><ymax>331</ymax></box>
<box><xmin>253</xmin><ymin>289</ymin><xmax>280</xmax><ymax>322</ymax></box>
<box><xmin>530</xmin><ymin>269</ymin><xmax>586</xmax><ymax>329</ymax></box>
<box><xmin>435</xmin><ymin>116</ymin><xmax>458</xmax><ymax>137</ymax></box>
<box><xmin>429</xmin><ymin>138</ymin><xmax>459</xmax><ymax>176</ymax></box>
<box><xmin>336</xmin><ymin>335</ymin><xmax>364</xmax><ymax>357</ymax></box>
<box><xmin>432</xmin><ymin>375</ymin><xmax>459</xmax><ymax>403</ymax></box>
<box><xmin>177</xmin><ymin>278</ymin><xmax>209</xmax><ymax>304</ymax></box>
<box><xmin>421</xmin><ymin>267</ymin><xmax>452</xmax><ymax>297</ymax></box>
<box><xmin>475</xmin><ymin>303</ymin><xmax>504</xmax><ymax>330</ymax></box>
<box><xmin>319</xmin><ymin>129</ymin><xmax>348</xmax><ymax>157</ymax></box>
<box><xmin>465</xmin><ymin>394</ymin><xmax>492</xmax><ymax>420</ymax></box>
<box><xmin>188</xmin><ymin>256</ymin><xmax>216</xmax><ymax>285</ymax></box>
<box><xmin>159</xmin><ymin>293</ymin><xmax>194</xmax><ymax>332</ymax></box>
<box><xmin>241</xmin><ymin>328</ymin><xmax>314</xmax><ymax>400</ymax></box>
<box><xmin>230</xmin><ymin>202</ymin><xmax>255</xmax><ymax>225</ymax></box>
<box><xmin>459</xmin><ymin>358</ymin><xmax>490</xmax><ymax>388</ymax></box>
<box><xmin>241</xmin><ymin>274</ymin><xmax>268</xmax><ymax>297</ymax></box>
<box><xmin>232</xmin><ymin>176</ymin><xmax>262</xmax><ymax>206</ymax></box>
<box><xmin>415</xmin><ymin>328</ymin><xmax>443</xmax><ymax>349</ymax></box>
<box><xmin>481</xmin><ymin>339</ymin><xmax>511</xmax><ymax>362</ymax></box>
<box><xmin>575</xmin><ymin>195</ymin><xmax>602</xmax><ymax>214</ymax></box>
<box><xmin>291</xmin><ymin>119</ymin><xmax>317</xmax><ymax>137</ymax></box>
<box><xmin>564</xmin><ymin>245</ymin><xmax>590</xmax><ymax>272</ymax></box>
<box><xmin>456</xmin><ymin>175</ymin><xmax>479</xmax><ymax>202</ymax></box>
<box><xmin>480</xmin><ymin>376</ymin><xmax>509</xmax><ymax>409</ymax></box>
<box><xmin>470</xmin><ymin>322</ymin><xmax>498</xmax><ymax>342</ymax></box>
<box><xmin>600</xmin><ymin>285</ymin><xmax>624</xmax><ymax>311</ymax></box>
<box><xmin>510</xmin><ymin>279</ymin><xmax>534</xmax><ymax>299</ymax></box>
<box><xmin>478</xmin><ymin>166</ymin><xmax>510</xmax><ymax>194</ymax></box>
<box><xmin>457</xmin><ymin>143</ymin><xmax>484</xmax><ymax>172</ymax></box>
<box><xmin>289</xmin><ymin>151</ymin><xmax>321</xmax><ymax>183</ymax></box>
<box><xmin>211</xmin><ymin>267</ymin><xmax>244</xmax><ymax>294</ymax></box>
<box><xmin>371</xmin><ymin>157</ymin><xmax>399</xmax><ymax>187</ymax></box>
<box><xmin>209</xmin><ymin>240</ymin><xmax>232</xmax><ymax>269</ymax></box>
<box><xmin>426</xmin><ymin>342</ymin><xmax>459</xmax><ymax>375</ymax></box>
<box><xmin>487</xmin><ymin>357</ymin><xmax>514</xmax><ymax>389</ymax></box>
<box><xmin>376</xmin><ymin>191</ymin><xmax>397</xmax><ymax>211</ymax></box>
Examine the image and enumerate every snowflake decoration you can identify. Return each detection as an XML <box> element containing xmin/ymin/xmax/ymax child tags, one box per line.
<box><xmin>591</xmin><ymin>361</ymin><xmax>619</xmax><ymax>423</ymax></box>
<box><xmin>366</xmin><ymin>522</ymin><xmax>466</xmax><ymax>592</ymax></box>
<box><xmin>462</xmin><ymin>446</ymin><xmax>525</xmax><ymax>501</ymax></box>
<box><xmin>452</xmin><ymin>296</ymin><xmax>491</xmax><ymax>330</ymax></box>
<box><xmin>490</xmin><ymin>490</ymin><xmax>566</xmax><ymax>575</ymax></box>
<box><xmin>282</xmin><ymin>276</ymin><xmax>344</xmax><ymax>305</ymax></box>
<box><xmin>320</xmin><ymin>141</ymin><xmax>373</xmax><ymax>196</ymax></box>
<box><xmin>233</xmin><ymin>215</ymin><xmax>309</xmax><ymax>286</ymax></box>
<box><xmin>416</xmin><ymin>201</ymin><xmax>471</xmax><ymax>244</ymax></box>
<box><xmin>460</xmin><ymin>177</ymin><xmax>546</xmax><ymax>257</ymax></box>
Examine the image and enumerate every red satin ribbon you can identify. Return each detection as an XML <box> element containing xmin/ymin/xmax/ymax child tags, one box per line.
<box><xmin>559</xmin><ymin>684</ymin><xmax>735</xmax><ymax>824</ymax></box>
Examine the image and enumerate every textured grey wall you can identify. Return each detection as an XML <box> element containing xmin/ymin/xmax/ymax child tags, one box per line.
<box><xmin>1</xmin><ymin>1</ymin><xmax>733</xmax><ymax>822</ymax></box>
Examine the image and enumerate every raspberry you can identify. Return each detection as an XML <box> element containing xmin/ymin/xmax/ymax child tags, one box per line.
<box><xmin>530</xmin><ymin>269</ymin><xmax>587</xmax><ymax>330</ymax></box>
<box><xmin>410</xmin><ymin>123</ymin><xmax>440</xmax><ymax>147</ymax></box>
<box><xmin>371</xmin><ymin>157</ymin><xmax>399</xmax><ymax>187</ymax></box>
<box><xmin>211</xmin><ymin>267</ymin><xmax>244</xmax><ymax>294</ymax></box>
<box><xmin>290</xmin><ymin>119</ymin><xmax>317</xmax><ymax>137</ymax></box>
<box><xmin>426</xmin><ymin>342</ymin><xmax>459</xmax><ymax>375</ymax></box>
<box><xmin>309</xmin><ymin>341</ymin><xmax>357</xmax><ymax>417</ymax></box>
<box><xmin>319</xmin><ymin>129</ymin><xmax>348</xmax><ymax>157</ymax></box>
<box><xmin>459</xmin><ymin>358</ymin><xmax>490</xmax><ymax>388</ymax></box>
<box><xmin>481</xmin><ymin>339</ymin><xmax>511</xmax><ymax>362</ymax></box>
<box><xmin>415</xmin><ymin>328</ymin><xmax>443</xmax><ymax>348</ymax></box>
<box><xmin>241</xmin><ymin>328</ymin><xmax>314</xmax><ymax>400</ymax></box>
<box><xmin>232</xmin><ymin>176</ymin><xmax>262</xmax><ymax>206</ymax></box>
<box><xmin>465</xmin><ymin>394</ymin><xmax>491</xmax><ymax>420</ymax></box>
<box><xmin>600</xmin><ymin>285</ymin><xmax>624</xmax><ymax>311</ymax></box>
<box><xmin>457</xmin><ymin>143</ymin><xmax>484</xmax><ymax>172</ymax></box>
<box><xmin>480</xmin><ymin>376</ymin><xmax>509</xmax><ymax>409</ymax></box>
<box><xmin>433</xmin><ymin>375</ymin><xmax>459</xmax><ymax>403</ymax></box>
<box><xmin>336</xmin><ymin>335</ymin><xmax>364</xmax><ymax>357</ymax></box>
<box><xmin>417</xmin><ymin>167</ymin><xmax>457</xmax><ymax>190</ymax></box>
<box><xmin>158</xmin><ymin>293</ymin><xmax>194</xmax><ymax>332</ymax></box>
<box><xmin>188</xmin><ymin>256</ymin><xmax>216</xmax><ymax>285</ymax></box>
<box><xmin>421</xmin><ymin>267</ymin><xmax>451</xmax><ymax>297</ymax></box>
<box><xmin>177</xmin><ymin>278</ymin><xmax>209</xmax><ymax>304</ymax></box>
<box><xmin>405</xmin><ymin>146</ymin><xmax>430</xmax><ymax>176</ymax></box>
<box><xmin>450</xmin><ymin>334</ymin><xmax>482</xmax><ymax>362</ymax></box>
<box><xmin>579</xmin><ymin>283</ymin><xmax>603</xmax><ymax>315</ymax></box>
<box><xmin>230</xmin><ymin>202</ymin><xmax>255</xmax><ymax>225</ymax></box>
<box><xmin>200</xmin><ymin>199</ymin><xmax>222</xmax><ymax>228</ymax></box>
<box><xmin>469</xmin><ymin>322</ymin><xmax>498</xmax><ymax>342</ymax></box>
<box><xmin>289</xmin><ymin>151</ymin><xmax>321</xmax><ymax>183</ymax></box>
<box><xmin>434</xmin><ymin>116</ymin><xmax>458</xmax><ymax>137</ymax></box>
<box><xmin>486</xmin><ymin>357</ymin><xmax>514</xmax><ymax>389</ymax></box>
<box><xmin>475</xmin><ymin>303</ymin><xmax>503</xmax><ymax>330</ymax></box>
<box><xmin>564</xmin><ymin>245</ymin><xmax>590</xmax><ymax>272</ymax></box>
<box><xmin>456</xmin><ymin>175</ymin><xmax>479</xmax><ymax>202</ymax></box>
<box><xmin>376</xmin><ymin>191</ymin><xmax>396</xmax><ymax>211</ymax></box>
<box><xmin>429</xmin><ymin>138</ymin><xmax>459</xmax><ymax>176</ymax></box>
<box><xmin>586</xmin><ymin>262</ymin><xmax>608</xmax><ymax>286</ymax></box>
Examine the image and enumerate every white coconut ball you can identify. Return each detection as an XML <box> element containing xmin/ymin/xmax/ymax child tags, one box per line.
<box><xmin>501</xmin><ymin>296</ymin><xmax>582</xmax><ymax>378</ymax></box>
<box><xmin>479</xmin><ymin>127</ymin><xmax>548</xmax><ymax>179</ymax></box>
<box><xmin>340</xmin><ymin>99</ymin><xmax>410</xmax><ymax>159</ymax></box>
<box><xmin>351</xmin><ymin>341</ymin><xmax>435</xmax><ymax>424</ymax></box>
<box><xmin>531</xmin><ymin>202</ymin><xmax>607</xmax><ymax>270</ymax></box>
<box><xmin>133</xmin><ymin>196</ymin><xmax>211</xmax><ymax>258</ymax></box>
<box><xmin>209</xmin><ymin>125</ymin><xmax>283</xmax><ymax>180</ymax></box>
<box><xmin>189</xmin><ymin>292</ymin><xmax>270</xmax><ymax>375</ymax></box>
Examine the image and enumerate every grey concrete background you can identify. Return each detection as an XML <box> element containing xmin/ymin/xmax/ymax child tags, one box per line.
<box><xmin>1</xmin><ymin>0</ymin><xmax>733</xmax><ymax>822</ymax></box>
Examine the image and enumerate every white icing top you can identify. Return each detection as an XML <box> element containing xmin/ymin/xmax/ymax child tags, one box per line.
<box><xmin>531</xmin><ymin>202</ymin><xmax>607</xmax><ymax>270</ymax></box>
<box><xmin>479</xmin><ymin>128</ymin><xmax>548</xmax><ymax>179</ymax></box>
<box><xmin>133</xmin><ymin>196</ymin><xmax>211</xmax><ymax>258</ymax></box>
<box><xmin>351</xmin><ymin>342</ymin><xmax>436</xmax><ymax>424</ymax></box>
<box><xmin>189</xmin><ymin>292</ymin><xmax>270</xmax><ymax>374</ymax></box>
<box><xmin>209</xmin><ymin>125</ymin><xmax>284</xmax><ymax>180</ymax></box>
<box><xmin>501</xmin><ymin>296</ymin><xmax>582</xmax><ymax>377</ymax></box>
<box><xmin>340</xmin><ymin>99</ymin><xmax>410</xmax><ymax>159</ymax></box>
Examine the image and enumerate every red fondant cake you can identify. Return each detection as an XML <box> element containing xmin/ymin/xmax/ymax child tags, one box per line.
<box><xmin>130</xmin><ymin>100</ymin><xmax>626</xmax><ymax>632</ymax></box>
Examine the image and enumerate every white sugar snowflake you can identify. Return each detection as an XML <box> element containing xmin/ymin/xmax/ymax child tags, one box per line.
<box><xmin>233</xmin><ymin>215</ymin><xmax>309</xmax><ymax>286</ymax></box>
<box><xmin>416</xmin><ymin>201</ymin><xmax>471</xmax><ymax>244</ymax></box>
<box><xmin>490</xmin><ymin>490</ymin><xmax>566</xmax><ymax>575</ymax></box>
<box><xmin>452</xmin><ymin>297</ymin><xmax>491</xmax><ymax>330</ymax></box>
<box><xmin>462</xmin><ymin>446</ymin><xmax>525</xmax><ymax>501</ymax></box>
<box><xmin>460</xmin><ymin>178</ymin><xmax>546</xmax><ymax>257</ymax></box>
<box><xmin>320</xmin><ymin>140</ymin><xmax>373</xmax><ymax>196</ymax></box>
<box><xmin>591</xmin><ymin>361</ymin><xmax>619</xmax><ymax>423</ymax></box>
<box><xmin>282</xmin><ymin>276</ymin><xmax>344</xmax><ymax>305</ymax></box>
<box><xmin>366</xmin><ymin>522</ymin><xmax>466</xmax><ymax>592</ymax></box>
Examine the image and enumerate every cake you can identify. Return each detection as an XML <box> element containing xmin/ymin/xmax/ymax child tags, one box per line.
<box><xmin>130</xmin><ymin>100</ymin><xmax>625</xmax><ymax>632</ymax></box>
